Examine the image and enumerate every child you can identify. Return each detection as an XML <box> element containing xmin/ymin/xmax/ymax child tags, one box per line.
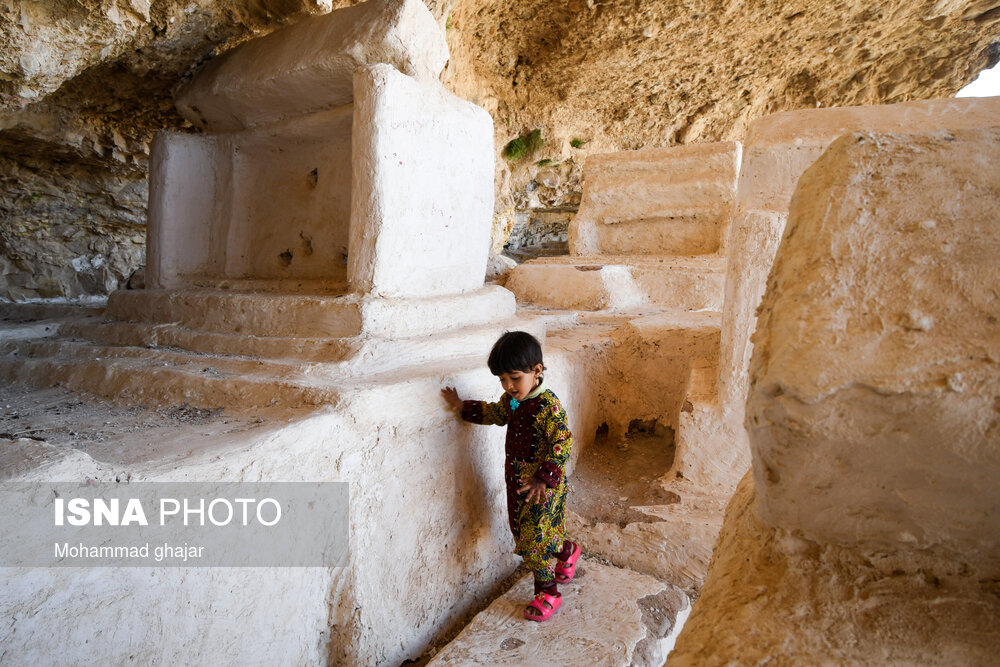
<box><xmin>441</xmin><ymin>331</ymin><xmax>581</xmax><ymax>622</ymax></box>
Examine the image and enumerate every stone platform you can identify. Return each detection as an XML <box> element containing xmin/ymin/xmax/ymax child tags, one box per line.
<box><xmin>569</xmin><ymin>142</ymin><xmax>741</xmax><ymax>257</ymax></box>
<box><xmin>428</xmin><ymin>559</ymin><xmax>689</xmax><ymax>667</ymax></box>
<box><xmin>0</xmin><ymin>285</ymin><xmax>541</xmax><ymax>408</ymax></box>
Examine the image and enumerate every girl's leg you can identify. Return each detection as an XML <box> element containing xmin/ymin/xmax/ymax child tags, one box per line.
<box><xmin>527</xmin><ymin>564</ymin><xmax>559</xmax><ymax>618</ymax></box>
<box><xmin>533</xmin><ymin>563</ymin><xmax>557</xmax><ymax>596</ymax></box>
<box><xmin>556</xmin><ymin>539</ymin><xmax>576</xmax><ymax>562</ymax></box>
<box><xmin>554</xmin><ymin>539</ymin><xmax>582</xmax><ymax>584</ymax></box>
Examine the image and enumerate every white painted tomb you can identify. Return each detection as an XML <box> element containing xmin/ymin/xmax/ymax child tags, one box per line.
<box><xmin>0</xmin><ymin>2</ymin><xmax>588</xmax><ymax>665</ymax></box>
<box><xmin>2</xmin><ymin>0</ymin><xmax>531</xmax><ymax>401</ymax></box>
<box><xmin>143</xmin><ymin>0</ymin><xmax>506</xmax><ymax>378</ymax></box>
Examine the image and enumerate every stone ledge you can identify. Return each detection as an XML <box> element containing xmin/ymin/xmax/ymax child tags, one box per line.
<box><xmin>428</xmin><ymin>559</ymin><xmax>689</xmax><ymax>666</ymax></box>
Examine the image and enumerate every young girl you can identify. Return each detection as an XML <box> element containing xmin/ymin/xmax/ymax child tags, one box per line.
<box><xmin>441</xmin><ymin>331</ymin><xmax>581</xmax><ymax>621</ymax></box>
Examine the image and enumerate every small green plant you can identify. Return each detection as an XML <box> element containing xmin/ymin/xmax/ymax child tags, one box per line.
<box><xmin>536</xmin><ymin>158</ymin><xmax>552</xmax><ymax>167</ymax></box>
<box><xmin>503</xmin><ymin>137</ymin><xmax>528</xmax><ymax>161</ymax></box>
<box><xmin>570</xmin><ymin>138</ymin><xmax>586</xmax><ymax>149</ymax></box>
<box><xmin>503</xmin><ymin>128</ymin><xmax>546</xmax><ymax>162</ymax></box>
<box><xmin>445</xmin><ymin>14</ymin><xmax>453</xmax><ymax>30</ymax></box>
<box><xmin>525</xmin><ymin>129</ymin><xmax>544</xmax><ymax>152</ymax></box>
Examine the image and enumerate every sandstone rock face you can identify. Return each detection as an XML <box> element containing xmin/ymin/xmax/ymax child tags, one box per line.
<box><xmin>668</xmin><ymin>473</ymin><xmax>1000</xmax><ymax>665</ymax></box>
<box><xmin>4</xmin><ymin>0</ymin><xmax>1000</xmax><ymax>298</ymax></box>
<box><xmin>746</xmin><ymin>126</ymin><xmax>1000</xmax><ymax>573</ymax></box>
<box><xmin>0</xmin><ymin>153</ymin><xmax>147</xmax><ymax>299</ymax></box>
<box><xmin>718</xmin><ymin>96</ymin><xmax>1000</xmax><ymax>443</ymax></box>
<box><xmin>444</xmin><ymin>0</ymin><xmax>1000</xmax><ymax>236</ymax></box>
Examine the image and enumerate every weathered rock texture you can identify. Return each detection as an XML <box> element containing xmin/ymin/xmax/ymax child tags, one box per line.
<box><xmin>668</xmin><ymin>474</ymin><xmax>1000</xmax><ymax>666</ymax></box>
<box><xmin>716</xmin><ymin>96</ymin><xmax>1000</xmax><ymax>503</ymax></box>
<box><xmin>670</xmin><ymin>126</ymin><xmax>1000</xmax><ymax>663</ymax></box>
<box><xmin>749</xmin><ymin>126</ymin><xmax>1000</xmax><ymax>572</ymax></box>
<box><xmin>3</xmin><ymin>0</ymin><xmax>1000</xmax><ymax>298</ymax></box>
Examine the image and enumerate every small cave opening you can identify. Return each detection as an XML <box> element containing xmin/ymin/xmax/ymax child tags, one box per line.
<box><xmin>571</xmin><ymin>418</ymin><xmax>679</xmax><ymax>528</ymax></box>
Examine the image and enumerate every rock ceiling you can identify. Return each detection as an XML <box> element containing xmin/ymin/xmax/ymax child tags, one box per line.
<box><xmin>0</xmin><ymin>0</ymin><xmax>998</xmax><ymax>298</ymax></box>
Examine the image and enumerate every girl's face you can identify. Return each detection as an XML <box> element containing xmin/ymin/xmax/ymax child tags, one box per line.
<box><xmin>497</xmin><ymin>364</ymin><xmax>543</xmax><ymax>401</ymax></box>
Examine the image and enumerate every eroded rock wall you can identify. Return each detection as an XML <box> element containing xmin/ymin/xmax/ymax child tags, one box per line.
<box><xmin>668</xmin><ymin>473</ymin><xmax>1000</xmax><ymax>666</ymax></box>
<box><xmin>0</xmin><ymin>0</ymin><xmax>337</xmax><ymax>299</ymax></box>
<box><xmin>748</xmin><ymin>126</ymin><xmax>1000</xmax><ymax>571</ymax></box>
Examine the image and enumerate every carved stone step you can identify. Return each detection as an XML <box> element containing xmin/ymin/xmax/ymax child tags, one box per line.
<box><xmin>428</xmin><ymin>559</ymin><xmax>690</xmax><ymax>667</ymax></box>
<box><xmin>505</xmin><ymin>255</ymin><xmax>727</xmax><ymax>312</ymax></box>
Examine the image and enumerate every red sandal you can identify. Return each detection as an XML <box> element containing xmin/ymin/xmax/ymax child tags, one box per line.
<box><xmin>524</xmin><ymin>591</ymin><xmax>562</xmax><ymax>622</ymax></box>
<box><xmin>554</xmin><ymin>542</ymin><xmax>582</xmax><ymax>584</ymax></box>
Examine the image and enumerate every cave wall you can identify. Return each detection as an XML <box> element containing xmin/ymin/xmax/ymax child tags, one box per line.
<box><xmin>1</xmin><ymin>0</ymin><xmax>999</xmax><ymax>299</ymax></box>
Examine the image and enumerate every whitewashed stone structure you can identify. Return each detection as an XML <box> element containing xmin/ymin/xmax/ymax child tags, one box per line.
<box><xmin>150</xmin><ymin>0</ymin><xmax>494</xmax><ymax>302</ymax></box>
<box><xmin>0</xmin><ymin>2</ymin><xmax>553</xmax><ymax>665</ymax></box>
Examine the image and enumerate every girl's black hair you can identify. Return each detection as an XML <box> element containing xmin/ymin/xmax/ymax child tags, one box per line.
<box><xmin>487</xmin><ymin>331</ymin><xmax>544</xmax><ymax>375</ymax></box>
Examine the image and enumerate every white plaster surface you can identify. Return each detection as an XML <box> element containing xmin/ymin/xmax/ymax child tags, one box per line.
<box><xmin>428</xmin><ymin>561</ymin><xmax>689</xmax><ymax>667</ymax></box>
<box><xmin>175</xmin><ymin>0</ymin><xmax>449</xmax><ymax>132</ymax></box>
<box><xmin>348</xmin><ymin>64</ymin><xmax>495</xmax><ymax>297</ymax></box>
<box><xmin>0</xmin><ymin>334</ymin><xmax>614</xmax><ymax>665</ymax></box>
<box><xmin>224</xmin><ymin>108</ymin><xmax>354</xmax><ymax>282</ymax></box>
<box><xmin>155</xmin><ymin>0</ymin><xmax>496</xmax><ymax>300</ymax></box>
<box><xmin>0</xmin><ymin>366</ymin><xmax>514</xmax><ymax>665</ymax></box>
<box><xmin>0</xmin><ymin>287</ymin><xmax>526</xmax><ymax>408</ymax></box>
<box><xmin>106</xmin><ymin>285</ymin><xmax>514</xmax><ymax>340</ymax></box>
<box><xmin>747</xmin><ymin>127</ymin><xmax>1000</xmax><ymax>572</ymax></box>
<box><xmin>146</xmin><ymin>132</ymin><xmax>218</xmax><ymax>289</ymax></box>
<box><xmin>148</xmin><ymin>107</ymin><xmax>354</xmax><ymax>288</ymax></box>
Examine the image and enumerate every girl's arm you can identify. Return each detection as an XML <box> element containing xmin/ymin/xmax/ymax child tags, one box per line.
<box><xmin>442</xmin><ymin>387</ymin><xmax>510</xmax><ymax>426</ymax></box>
<box><xmin>461</xmin><ymin>393</ymin><xmax>511</xmax><ymax>426</ymax></box>
<box><xmin>532</xmin><ymin>400</ymin><xmax>573</xmax><ymax>488</ymax></box>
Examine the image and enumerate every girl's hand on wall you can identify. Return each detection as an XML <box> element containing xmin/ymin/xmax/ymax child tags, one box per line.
<box><xmin>441</xmin><ymin>386</ymin><xmax>463</xmax><ymax>413</ymax></box>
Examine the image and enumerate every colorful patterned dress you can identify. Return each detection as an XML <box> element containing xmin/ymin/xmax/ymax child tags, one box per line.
<box><xmin>462</xmin><ymin>380</ymin><xmax>573</xmax><ymax>582</ymax></box>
